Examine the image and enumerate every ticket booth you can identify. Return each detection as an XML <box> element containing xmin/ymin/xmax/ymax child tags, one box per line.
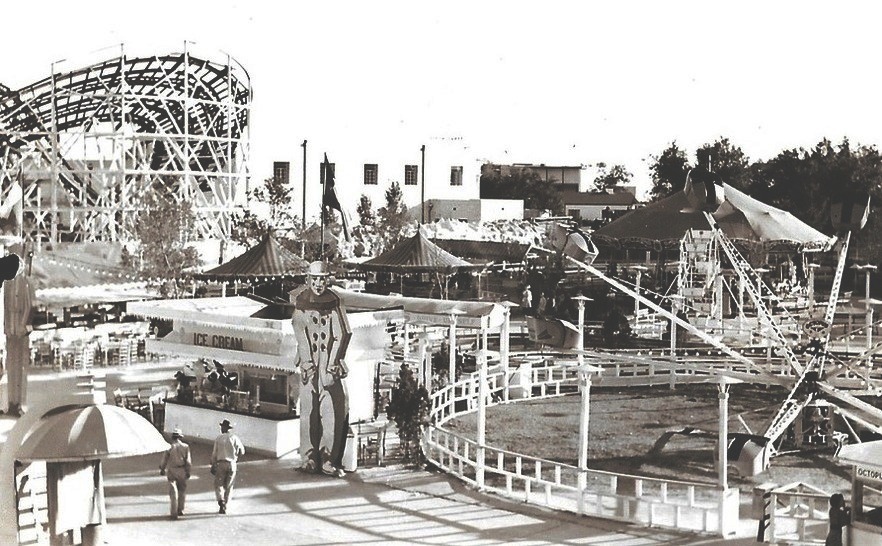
<box><xmin>837</xmin><ymin>440</ymin><xmax>882</xmax><ymax>545</ymax></box>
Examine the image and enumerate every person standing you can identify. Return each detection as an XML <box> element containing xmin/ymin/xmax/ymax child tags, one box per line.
<box><xmin>521</xmin><ymin>284</ymin><xmax>533</xmax><ymax>315</ymax></box>
<box><xmin>4</xmin><ymin>247</ymin><xmax>33</xmax><ymax>416</ymax></box>
<box><xmin>537</xmin><ymin>292</ymin><xmax>548</xmax><ymax>317</ymax></box>
<box><xmin>825</xmin><ymin>493</ymin><xmax>850</xmax><ymax>546</ymax></box>
<box><xmin>210</xmin><ymin>419</ymin><xmax>245</xmax><ymax>514</ymax></box>
<box><xmin>159</xmin><ymin>428</ymin><xmax>191</xmax><ymax>520</ymax></box>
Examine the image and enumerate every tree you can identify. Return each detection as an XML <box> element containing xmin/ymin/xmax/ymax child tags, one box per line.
<box><xmin>591</xmin><ymin>162</ymin><xmax>633</xmax><ymax>192</ymax></box>
<box><xmin>377</xmin><ymin>181</ymin><xmax>410</xmax><ymax>250</ymax></box>
<box><xmin>386</xmin><ymin>363</ymin><xmax>430</xmax><ymax>463</ymax></box>
<box><xmin>257</xmin><ymin>176</ymin><xmax>294</xmax><ymax>226</ymax></box>
<box><xmin>479</xmin><ymin>166</ymin><xmax>563</xmax><ymax>214</ymax></box>
<box><xmin>232</xmin><ymin>176</ymin><xmax>301</xmax><ymax>250</ymax></box>
<box><xmin>749</xmin><ymin>138</ymin><xmax>882</xmax><ymax>261</ymax></box>
<box><xmin>133</xmin><ymin>192</ymin><xmax>201</xmax><ymax>298</ymax></box>
<box><xmin>648</xmin><ymin>142</ymin><xmax>691</xmax><ymax>201</ymax></box>
<box><xmin>356</xmin><ymin>194</ymin><xmax>376</xmax><ymax>229</ymax></box>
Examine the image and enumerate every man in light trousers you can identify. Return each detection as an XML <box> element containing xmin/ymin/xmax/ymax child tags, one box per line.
<box><xmin>210</xmin><ymin>419</ymin><xmax>245</xmax><ymax>514</ymax></box>
<box><xmin>159</xmin><ymin>428</ymin><xmax>191</xmax><ymax>519</ymax></box>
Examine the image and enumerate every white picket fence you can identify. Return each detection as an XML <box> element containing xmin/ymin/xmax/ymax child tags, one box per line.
<box><xmin>423</xmin><ymin>361</ymin><xmax>739</xmax><ymax>536</ymax></box>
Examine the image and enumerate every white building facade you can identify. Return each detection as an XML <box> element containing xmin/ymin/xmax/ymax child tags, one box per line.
<box><xmin>290</xmin><ymin>138</ymin><xmax>483</xmax><ymax>224</ymax></box>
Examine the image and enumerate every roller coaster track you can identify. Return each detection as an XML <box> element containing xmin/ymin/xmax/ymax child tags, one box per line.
<box><xmin>0</xmin><ymin>47</ymin><xmax>251</xmax><ymax>243</ymax></box>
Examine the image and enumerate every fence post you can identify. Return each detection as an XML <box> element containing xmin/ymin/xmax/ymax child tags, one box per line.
<box><xmin>476</xmin><ymin>351</ymin><xmax>487</xmax><ymax>490</ymax></box>
<box><xmin>577</xmin><ymin>370</ymin><xmax>591</xmax><ymax>514</ymax></box>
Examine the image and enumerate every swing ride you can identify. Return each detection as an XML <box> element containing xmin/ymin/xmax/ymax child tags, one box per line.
<box><xmin>550</xmin><ymin>168</ymin><xmax>879</xmax><ymax>474</ymax></box>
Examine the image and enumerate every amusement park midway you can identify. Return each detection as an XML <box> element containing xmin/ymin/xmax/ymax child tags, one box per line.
<box><xmin>8</xmin><ymin>3</ymin><xmax>882</xmax><ymax>546</ymax></box>
<box><xmin>1</xmin><ymin>363</ymin><xmax>756</xmax><ymax>546</ymax></box>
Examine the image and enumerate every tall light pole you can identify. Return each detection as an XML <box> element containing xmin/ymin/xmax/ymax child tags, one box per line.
<box><xmin>300</xmin><ymin>140</ymin><xmax>307</xmax><ymax>230</ymax></box>
<box><xmin>631</xmin><ymin>265</ymin><xmax>648</xmax><ymax>317</ymax></box>
<box><xmin>854</xmin><ymin>263</ymin><xmax>878</xmax><ymax>359</ymax></box>
<box><xmin>420</xmin><ymin>144</ymin><xmax>426</xmax><ymax>224</ymax></box>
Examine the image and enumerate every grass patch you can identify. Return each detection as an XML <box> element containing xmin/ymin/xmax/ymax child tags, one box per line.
<box><xmin>444</xmin><ymin>383</ymin><xmax>853</xmax><ymax>495</ymax></box>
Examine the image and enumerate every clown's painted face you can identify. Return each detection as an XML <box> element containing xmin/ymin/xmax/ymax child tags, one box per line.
<box><xmin>309</xmin><ymin>274</ymin><xmax>328</xmax><ymax>296</ymax></box>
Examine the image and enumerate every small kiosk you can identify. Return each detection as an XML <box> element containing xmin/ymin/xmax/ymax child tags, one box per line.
<box><xmin>127</xmin><ymin>296</ymin><xmax>398</xmax><ymax>457</ymax></box>
<box><xmin>837</xmin><ymin>440</ymin><xmax>882</xmax><ymax>544</ymax></box>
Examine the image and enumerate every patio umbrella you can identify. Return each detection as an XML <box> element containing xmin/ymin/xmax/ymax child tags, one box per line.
<box><xmin>17</xmin><ymin>404</ymin><xmax>168</xmax><ymax>462</ymax></box>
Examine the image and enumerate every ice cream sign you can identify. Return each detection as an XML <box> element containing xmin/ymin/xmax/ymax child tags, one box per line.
<box><xmin>193</xmin><ymin>332</ymin><xmax>245</xmax><ymax>351</ymax></box>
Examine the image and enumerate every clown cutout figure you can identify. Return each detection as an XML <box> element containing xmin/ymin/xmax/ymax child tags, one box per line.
<box><xmin>292</xmin><ymin>261</ymin><xmax>351</xmax><ymax>477</ymax></box>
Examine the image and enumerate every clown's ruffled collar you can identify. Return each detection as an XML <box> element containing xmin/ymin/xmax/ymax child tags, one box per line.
<box><xmin>295</xmin><ymin>287</ymin><xmax>342</xmax><ymax>312</ymax></box>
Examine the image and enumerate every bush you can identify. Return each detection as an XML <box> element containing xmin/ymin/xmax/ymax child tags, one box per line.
<box><xmin>386</xmin><ymin>363</ymin><xmax>430</xmax><ymax>464</ymax></box>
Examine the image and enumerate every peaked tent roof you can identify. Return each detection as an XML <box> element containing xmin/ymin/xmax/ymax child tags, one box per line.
<box><xmin>196</xmin><ymin>233</ymin><xmax>308</xmax><ymax>280</ymax></box>
<box><xmin>592</xmin><ymin>183</ymin><xmax>834</xmax><ymax>252</ymax></box>
<box><xmin>358</xmin><ymin>230</ymin><xmax>476</xmax><ymax>273</ymax></box>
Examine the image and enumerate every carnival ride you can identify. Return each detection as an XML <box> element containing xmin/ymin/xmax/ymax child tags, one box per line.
<box><xmin>0</xmin><ymin>45</ymin><xmax>251</xmax><ymax>244</ymax></box>
<box><xmin>553</xmin><ymin>169</ymin><xmax>881</xmax><ymax>472</ymax></box>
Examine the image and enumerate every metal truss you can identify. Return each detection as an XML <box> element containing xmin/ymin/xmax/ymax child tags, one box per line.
<box><xmin>0</xmin><ymin>44</ymin><xmax>251</xmax><ymax>244</ymax></box>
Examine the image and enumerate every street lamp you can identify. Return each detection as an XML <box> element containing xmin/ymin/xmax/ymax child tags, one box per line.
<box><xmin>572</xmin><ymin>294</ymin><xmax>593</xmax><ymax>366</ymax></box>
<box><xmin>631</xmin><ymin>265</ymin><xmax>649</xmax><ymax>318</ymax></box>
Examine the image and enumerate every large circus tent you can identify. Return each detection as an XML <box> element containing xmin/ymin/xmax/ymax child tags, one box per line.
<box><xmin>592</xmin><ymin>183</ymin><xmax>834</xmax><ymax>252</ymax></box>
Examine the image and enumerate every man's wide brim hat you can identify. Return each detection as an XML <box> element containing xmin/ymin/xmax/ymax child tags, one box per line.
<box><xmin>219</xmin><ymin>419</ymin><xmax>233</xmax><ymax>429</ymax></box>
<box><xmin>172</xmin><ymin>427</ymin><xmax>184</xmax><ymax>438</ymax></box>
<box><xmin>307</xmin><ymin>261</ymin><xmax>331</xmax><ymax>277</ymax></box>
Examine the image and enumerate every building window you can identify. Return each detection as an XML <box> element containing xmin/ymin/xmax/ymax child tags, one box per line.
<box><xmin>364</xmin><ymin>164</ymin><xmax>378</xmax><ymax>185</ymax></box>
<box><xmin>273</xmin><ymin>161</ymin><xmax>290</xmax><ymax>185</ymax></box>
<box><xmin>450</xmin><ymin>166</ymin><xmax>463</xmax><ymax>186</ymax></box>
<box><xmin>319</xmin><ymin>162</ymin><xmax>335</xmax><ymax>185</ymax></box>
<box><xmin>404</xmin><ymin>165</ymin><xmax>418</xmax><ymax>186</ymax></box>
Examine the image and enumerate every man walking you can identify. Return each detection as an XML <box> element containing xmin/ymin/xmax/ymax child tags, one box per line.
<box><xmin>210</xmin><ymin>419</ymin><xmax>245</xmax><ymax>514</ymax></box>
<box><xmin>159</xmin><ymin>428</ymin><xmax>191</xmax><ymax>519</ymax></box>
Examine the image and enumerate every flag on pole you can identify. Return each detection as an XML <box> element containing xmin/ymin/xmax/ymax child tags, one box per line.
<box><xmin>321</xmin><ymin>153</ymin><xmax>350</xmax><ymax>241</ymax></box>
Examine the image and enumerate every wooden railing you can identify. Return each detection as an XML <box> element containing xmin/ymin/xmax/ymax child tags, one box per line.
<box><xmin>424</xmin><ymin>362</ymin><xmax>739</xmax><ymax>536</ymax></box>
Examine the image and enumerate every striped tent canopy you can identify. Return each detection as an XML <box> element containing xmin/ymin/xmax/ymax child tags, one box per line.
<box><xmin>196</xmin><ymin>233</ymin><xmax>308</xmax><ymax>280</ymax></box>
<box><xmin>358</xmin><ymin>230</ymin><xmax>477</xmax><ymax>273</ymax></box>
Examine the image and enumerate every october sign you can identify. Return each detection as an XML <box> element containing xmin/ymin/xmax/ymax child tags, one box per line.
<box><xmin>193</xmin><ymin>332</ymin><xmax>245</xmax><ymax>351</ymax></box>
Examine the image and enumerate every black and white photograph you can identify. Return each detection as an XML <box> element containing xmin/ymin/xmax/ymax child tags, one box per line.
<box><xmin>2</xmin><ymin>1</ymin><xmax>882</xmax><ymax>545</ymax></box>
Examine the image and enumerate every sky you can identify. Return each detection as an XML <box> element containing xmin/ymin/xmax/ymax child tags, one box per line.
<box><xmin>4</xmin><ymin>1</ymin><xmax>882</xmax><ymax>200</ymax></box>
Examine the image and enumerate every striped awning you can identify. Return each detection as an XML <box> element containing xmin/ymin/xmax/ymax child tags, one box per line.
<box><xmin>358</xmin><ymin>231</ymin><xmax>477</xmax><ymax>273</ymax></box>
<box><xmin>196</xmin><ymin>233</ymin><xmax>308</xmax><ymax>280</ymax></box>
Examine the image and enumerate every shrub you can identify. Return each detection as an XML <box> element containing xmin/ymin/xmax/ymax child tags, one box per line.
<box><xmin>386</xmin><ymin>363</ymin><xmax>430</xmax><ymax>463</ymax></box>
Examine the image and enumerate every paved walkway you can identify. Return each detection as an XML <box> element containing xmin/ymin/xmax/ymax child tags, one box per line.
<box><xmin>15</xmin><ymin>363</ymin><xmax>766</xmax><ymax>545</ymax></box>
<box><xmin>99</xmin><ymin>441</ymin><xmax>757</xmax><ymax>546</ymax></box>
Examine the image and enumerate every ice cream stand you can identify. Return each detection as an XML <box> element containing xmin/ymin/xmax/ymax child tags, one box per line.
<box><xmin>127</xmin><ymin>295</ymin><xmax>397</xmax><ymax>457</ymax></box>
<box><xmin>127</xmin><ymin>289</ymin><xmax>508</xmax><ymax>460</ymax></box>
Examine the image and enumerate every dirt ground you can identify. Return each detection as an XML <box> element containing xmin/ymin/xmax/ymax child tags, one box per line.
<box><xmin>445</xmin><ymin>383</ymin><xmax>854</xmax><ymax>497</ymax></box>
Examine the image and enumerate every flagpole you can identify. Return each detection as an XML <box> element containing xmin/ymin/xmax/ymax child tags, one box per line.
<box><xmin>420</xmin><ymin>144</ymin><xmax>426</xmax><ymax>224</ymax></box>
<box><xmin>301</xmin><ymin>140</ymin><xmax>307</xmax><ymax>231</ymax></box>
<box><xmin>320</xmin><ymin>154</ymin><xmax>326</xmax><ymax>261</ymax></box>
